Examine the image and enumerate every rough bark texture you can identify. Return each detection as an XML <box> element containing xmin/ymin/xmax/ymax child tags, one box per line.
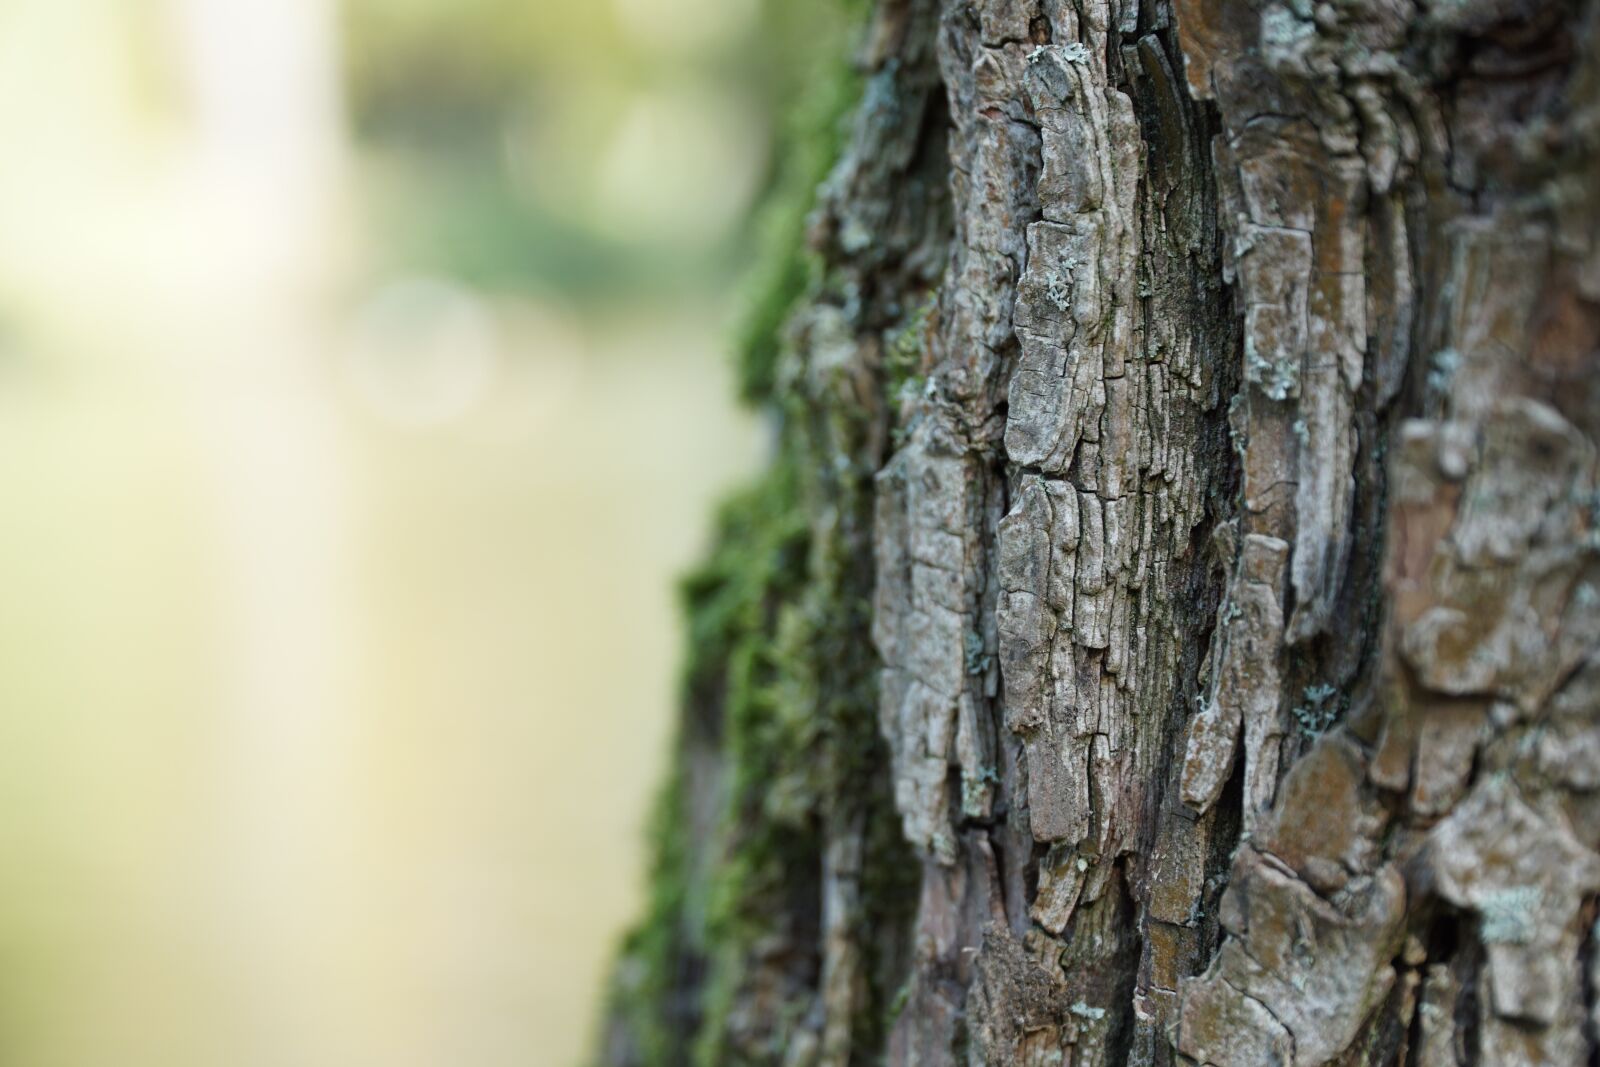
<box><xmin>599</xmin><ymin>1</ymin><xmax>1600</xmax><ymax>1064</ymax></box>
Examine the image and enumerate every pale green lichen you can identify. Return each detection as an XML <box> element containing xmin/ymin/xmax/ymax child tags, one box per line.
<box><xmin>960</xmin><ymin>765</ymin><xmax>1001</xmax><ymax>815</ymax></box>
<box><xmin>1045</xmin><ymin>270</ymin><xmax>1073</xmax><ymax>312</ymax></box>
<box><xmin>1245</xmin><ymin>336</ymin><xmax>1300</xmax><ymax>401</ymax></box>
<box><xmin>1425</xmin><ymin>347</ymin><xmax>1462</xmax><ymax>397</ymax></box>
<box><xmin>964</xmin><ymin>631</ymin><xmax>993</xmax><ymax>677</ymax></box>
<box><xmin>1291</xmin><ymin>683</ymin><xmax>1340</xmax><ymax>738</ymax></box>
<box><xmin>1479</xmin><ymin>886</ymin><xmax>1543</xmax><ymax>945</ymax></box>
<box><xmin>1260</xmin><ymin>4</ymin><xmax>1316</xmax><ymax>57</ymax></box>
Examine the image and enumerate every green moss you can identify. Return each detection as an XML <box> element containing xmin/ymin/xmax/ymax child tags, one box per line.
<box><xmin>635</xmin><ymin>311</ymin><xmax>920</xmax><ymax>1067</ymax></box>
<box><xmin>602</xmin><ymin>459</ymin><xmax>811</xmax><ymax>1067</ymax></box>
<box><xmin>883</xmin><ymin>291</ymin><xmax>935</xmax><ymax>405</ymax></box>
<box><xmin>733</xmin><ymin>46</ymin><xmax>863</xmax><ymax>404</ymax></box>
<box><xmin>680</xmin><ymin>464</ymin><xmax>809</xmax><ymax>699</ymax></box>
<box><xmin>600</xmin><ymin>3</ymin><xmax>940</xmax><ymax>1064</ymax></box>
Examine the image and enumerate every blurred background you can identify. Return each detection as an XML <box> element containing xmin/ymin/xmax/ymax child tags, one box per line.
<box><xmin>0</xmin><ymin>1</ymin><xmax>853</xmax><ymax>1065</ymax></box>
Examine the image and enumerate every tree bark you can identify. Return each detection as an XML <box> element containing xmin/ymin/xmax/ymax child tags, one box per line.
<box><xmin>600</xmin><ymin>1</ymin><xmax>1600</xmax><ymax>1064</ymax></box>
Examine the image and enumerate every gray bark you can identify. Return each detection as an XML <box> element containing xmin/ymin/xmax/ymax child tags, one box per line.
<box><xmin>601</xmin><ymin>1</ymin><xmax>1600</xmax><ymax>1065</ymax></box>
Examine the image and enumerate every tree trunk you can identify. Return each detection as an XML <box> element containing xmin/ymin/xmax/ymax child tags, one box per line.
<box><xmin>600</xmin><ymin>0</ymin><xmax>1600</xmax><ymax>1064</ymax></box>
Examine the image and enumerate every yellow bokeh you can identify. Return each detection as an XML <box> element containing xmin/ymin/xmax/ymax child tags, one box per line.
<box><xmin>0</xmin><ymin>0</ymin><xmax>849</xmax><ymax>1063</ymax></box>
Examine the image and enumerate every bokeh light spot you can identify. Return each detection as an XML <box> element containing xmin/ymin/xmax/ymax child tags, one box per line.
<box><xmin>341</xmin><ymin>277</ymin><xmax>500</xmax><ymax>428</ymax></box>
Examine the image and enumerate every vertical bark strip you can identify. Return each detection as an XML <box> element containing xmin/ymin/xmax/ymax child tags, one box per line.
<box><xmin>599</xmin><ymin>0</ymin><xmax>1600</xmax><ymax>1064</ymax></box>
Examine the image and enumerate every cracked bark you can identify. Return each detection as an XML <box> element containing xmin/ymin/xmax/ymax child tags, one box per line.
<box><xmin>599</xmin><ymin>0</ymin><xmax>1600</xmax><ymax>1065</ymax></box>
